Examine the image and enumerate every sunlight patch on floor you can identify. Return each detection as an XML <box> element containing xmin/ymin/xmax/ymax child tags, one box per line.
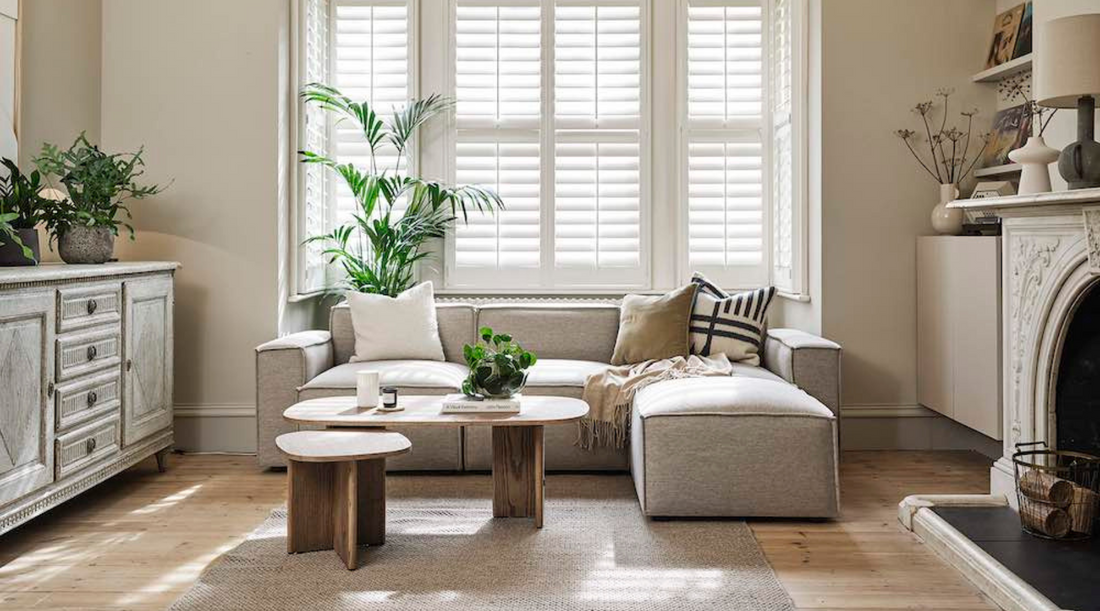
<box><xmin>576</xmin><ymin>543</ymin><xmax>726</xmax><ymax>603</ymax></box>
<box><xmin>129</xmin><ymin>484</ymin><xmax>203</xmax><ymax>515</ymax></box>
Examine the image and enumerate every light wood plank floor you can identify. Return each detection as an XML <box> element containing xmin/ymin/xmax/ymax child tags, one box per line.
<box><xmin>0</xmin><ymin>451</ymin><xmax>996</xmax><ymax>610</ymax></box>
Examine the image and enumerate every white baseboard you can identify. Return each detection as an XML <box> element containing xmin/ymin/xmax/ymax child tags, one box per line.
<box><xmin>840</xmin><ymin>404</ymin><xmax>1002</xmax><ymax>458</ymax></box>
<box><xmin>173</xmin><ymin>404</ymin><xmax>256</xmax><ymax>453</ymax></box>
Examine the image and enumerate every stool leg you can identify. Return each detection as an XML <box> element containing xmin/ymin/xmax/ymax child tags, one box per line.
<box><xmin>359</xmin><ymin>458</ymin><xmax>386</xmax><ymax>546</ymax></box>
<box><xmin>333</xmin><ymin>461</ymin><xmax>359</xmax><ymax>570</ymax></box>
<box><xmin>287</xmin><ymin>460</ymin><xmax>335</xmax><ymax>554</ymax></box>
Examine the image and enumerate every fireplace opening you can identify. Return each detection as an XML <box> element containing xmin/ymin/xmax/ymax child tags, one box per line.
<box><xmin>1055</xmin><ymin>283</ymin><xmax>1100</xmax><ymax>456</ymax></box>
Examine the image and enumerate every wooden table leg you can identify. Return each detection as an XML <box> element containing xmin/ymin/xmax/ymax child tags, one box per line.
<box><xmin>358</xmin><ymin>458</ymin><xmax>386</xmax><ymax>546</ymax></box>
<box><xmin>286</xmin><ymin>460</ymin><xmax>335</xmax><ymax>554</ymax></box>
<box><xmin>333</xmin><ymin>461</ymin><xmax>358</xmax><ymax>570</ymax></box>
<box><xmin>492</xmin><ymin>425</ymin><xmax>544</xmax><ymax>526</ymax></box>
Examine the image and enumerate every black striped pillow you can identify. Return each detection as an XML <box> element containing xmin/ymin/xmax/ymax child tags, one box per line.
<box><xmin>688</xmin><ymin>273</ymin><xmax>776</xmax><ymax>366</ymax></box>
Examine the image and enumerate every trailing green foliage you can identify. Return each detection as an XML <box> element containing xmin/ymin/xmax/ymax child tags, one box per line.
<box><xmin>461</xmin><ymin>327</ymin><xmax>538</xmax><ymax>399</ymax></box>
<box><xmin>0</xmin><ymin>158</ymin><xmax>52</xmax><ymax>260</ymax></box>
<box><xmin>34</xmin><ymin>133</ymin><xmax>166</xmax><ymax>242</ymax></box>
<box><xmin>300</xmin><ymin>83</ymin><xmax>503</xmax><ymax>296</ymax></box>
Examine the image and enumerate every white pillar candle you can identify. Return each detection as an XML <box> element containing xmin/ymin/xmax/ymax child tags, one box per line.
<box><xmin>356</xmin><ymin>370</ymin><xmax>380</xmax><ymax>408</ymax></box>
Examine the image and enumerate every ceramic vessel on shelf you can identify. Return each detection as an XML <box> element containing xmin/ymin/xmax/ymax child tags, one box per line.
<box><xmin>931</xmin><ymin>183</ymin><xmax>962</xmax><ymax>235</ymax></box>
<box><xmin>1008</xmin><ymin>136</ymin><xmax>1059</xmax><ymax>195</ymax></box>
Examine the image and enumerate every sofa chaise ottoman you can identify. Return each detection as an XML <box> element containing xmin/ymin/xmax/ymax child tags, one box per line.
<box><xmin>256</xmin><ymin>302</ymin><xmax>841</xmax><ymax>518</ymax></box>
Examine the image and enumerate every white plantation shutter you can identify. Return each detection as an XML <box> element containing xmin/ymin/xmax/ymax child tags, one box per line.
<box><xmin>299</xmin><ymin>0</ymin><xmax>331</xmax><ymax>294</ymax></box>
<box><xmin>770</xmin><ymin>0</ymin><xmax>796</xmax><ymax>292</ymax></box>
<box><xmin>552</xmin><ymin>1</ymin><xmax>644</xmax><ymax>281</ymax></box>
<box><xmin>332</xmin><ymin>0</ymin><xmax>411</xmax><ymax>228</ymax></box>
<box><xmin>683</xmin><ymin>0</ymin><xmax>768</xmax><ymax>288</ymax></box>
<box><xmin>449</xmin><ymin>0</ymin><xmax>647</xmax><ymax>288</ymax></box>
<box><xmin>451</xmin><ymin>1</ymin><xmax>543</xmax><ymax>285</ymax></box>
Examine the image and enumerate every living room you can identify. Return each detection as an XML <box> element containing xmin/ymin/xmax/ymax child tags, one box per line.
<box><xmin>2</xmin><ymin>0</ymin><xmax>1099</xmax><ymax>609</ymax></box>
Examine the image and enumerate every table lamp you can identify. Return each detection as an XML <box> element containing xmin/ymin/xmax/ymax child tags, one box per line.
<box><xmin>1036</xmin><ymin>14</ymin><xmax>1100</xmax><ymax>190</ymax></box>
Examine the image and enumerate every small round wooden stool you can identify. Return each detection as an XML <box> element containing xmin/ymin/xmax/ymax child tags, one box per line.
<box><xmin>276</xmin><ymin>430</ymin><xmax>411</xmax><ymax>570</ymax></box>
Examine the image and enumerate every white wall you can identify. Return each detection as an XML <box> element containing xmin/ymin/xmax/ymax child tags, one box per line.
<box><xmin>99</xmin><ymin>0</ymin><xmax>304</xmax><ymax>452</ymax></box>
<box><xmin>817</xmin><ymin>0</ymin><xmax>997</xmax><ymax>447</ymax></box>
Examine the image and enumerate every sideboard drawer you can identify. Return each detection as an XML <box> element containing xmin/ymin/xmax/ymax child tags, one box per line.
<box><xmin>56</xmin><ymin>372</ymin><xmax>121</xmax><ymax>432</ymax></box>
<box><xmin>55</xmin><ymin>417</ymin><xmax>120</xmax><ymax>480</ymax></box>
<box><xmin>56</xmin><ymin>328</ymin><xmax>122</xmax><ymax>381</ymax></box>
<box><xmin>57</xmin><ymin>283</ymin><xmax>122</xmax><ymax>334</ymax></box>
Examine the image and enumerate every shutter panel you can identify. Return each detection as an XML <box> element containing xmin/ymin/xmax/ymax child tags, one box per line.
<box><xmin>332</xmin><ymin>0</ymin><xmax>410</xmax><ymax>228</ymax></box>
<box><xmin>552</xmin><ymin>1</ymin><xmax>644</xmax><ymax>279</ymax></box>
<box><xmin>299</xmin><ymin>0</ymin><xmax>331</xmax><ymax>294</ymax></box>
<box><xmin>684</xmin><ymin>0</ymin><xmax>768</xmax><ymax>287</ymax></box>
<box><xmin>686</xmin><ymin>2</ymin><xmax>763</xmax><ymax>126</ymax></box>
<box><xmin>452</xmin><ymin>1</ymin><xmax>543</xmax><ymax>281</ymax></box>
<box><xmin>771</xmin><ymin>0</ymin><xmax>795</xmax><ymax>291</ymax></box>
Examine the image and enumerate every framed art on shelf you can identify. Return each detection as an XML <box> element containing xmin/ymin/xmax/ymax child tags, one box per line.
<box><xmin>981</xmin><ymin>104</ymin><xmax>1031</xmax><ymax>169</ymax></box>
<box><xmin>985</xmin><ymin>3</ymin><xmax>1026</xmax><ymax>69</ymax></box>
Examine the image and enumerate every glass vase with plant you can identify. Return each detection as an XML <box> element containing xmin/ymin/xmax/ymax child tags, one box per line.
<box><xmin>1001</xmin><ymin>75</ymin><xmax>1060</xmax><ymax>195</ymax></box>
<box><xmin>0</xmin><ymin>158</ymin><xmax>52</xmax><ymax>266</ymax></box>
<box><xmin>894</xmin><ymin>88</ymin><xmax>990</xmax><ymax>235</ymax></box>
<box><xmin>462</xmin><ymin>327</ymin><xmax>538</xmax><ymax>399</ymax></box>
<box><xmin>34</xmin><ymin>133</ymin><xmax>166</xmax><ymax>264</ymax></box>
<box><xmin>299</xmin><ymin>84</ymin><xmax>502</xmax><ymax>296</ymax></box>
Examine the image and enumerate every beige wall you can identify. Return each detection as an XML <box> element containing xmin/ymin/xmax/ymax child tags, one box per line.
<box><xmin>100</xmin><ymin>0</ymin><xmax>298</xmax><ymax>451</ymax></box>
<box><xmin>819</xmin><ymin>0</ymin><xmax>995</xmax><ymax>413</ymax></box>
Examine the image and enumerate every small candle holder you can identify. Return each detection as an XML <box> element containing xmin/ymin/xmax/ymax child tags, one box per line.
<box><xmin>379</xmin><ymin>386</ymin><xmax>401</xmax><ymax>411</ymax></box>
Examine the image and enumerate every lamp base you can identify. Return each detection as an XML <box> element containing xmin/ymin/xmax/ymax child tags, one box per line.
<box><xmin>1059</xmin><ymin>95</ymin><xmax>1100</xmax><ymax>190</ymax></box>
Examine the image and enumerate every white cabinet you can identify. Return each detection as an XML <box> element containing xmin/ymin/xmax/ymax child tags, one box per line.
<box><xmin>0</xmin><ymin>263</ymin><xmax>177</xmax><ymax>535</ymax></box>
<box><xmin>917</xmin><ymin>236</ymin><xmax>1002</xmax><ymax>439</ymax></box>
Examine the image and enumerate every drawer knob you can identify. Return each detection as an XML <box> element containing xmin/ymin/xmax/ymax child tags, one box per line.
<box><xmin>86</xmin><ymin>299</ymin><xmax>98</xmax><ymax>315</ymax></box>
<box><xmin>86</xmin><ymin>345</ymin><xmax>98</xmax><ymax>361</ymax></box>
<box><xmin>86</xmin><ymin>438</ymin><xmax>97</xmax><ymax>454</ymax></box>
<box><xmin>87</xmin><ymin>391</ymin><xmax>98</xmax><ymax>406</ymax></box>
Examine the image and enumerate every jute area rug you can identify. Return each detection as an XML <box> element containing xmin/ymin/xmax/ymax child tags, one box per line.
<box><xmin>169</xmin><ymin>474</ymin><xmax>795</xmax><ymax>611</ymax></box>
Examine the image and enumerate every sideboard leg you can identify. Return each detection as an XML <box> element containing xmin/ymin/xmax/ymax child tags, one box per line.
<box><xmin>155</xmin><ymin>448</ymin><xmax>171</xmax><ymax>473</ymax></box>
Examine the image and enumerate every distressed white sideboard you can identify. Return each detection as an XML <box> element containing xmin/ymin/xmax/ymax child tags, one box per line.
<box><xmin>0</xmin><ymin>262</ymin><xmax>177</xmax><ymax>535</ymax></box>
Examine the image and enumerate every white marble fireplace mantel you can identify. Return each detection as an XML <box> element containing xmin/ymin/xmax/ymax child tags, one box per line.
<box><xmin>895</xmin><ymin>187</ymin><xmax>1100</xmax><ymax>611</ymax></box>
<box><xmin>949</xmin><ymin>186</ymin><xmax>1100</xmax><ymax>500</ymax></box>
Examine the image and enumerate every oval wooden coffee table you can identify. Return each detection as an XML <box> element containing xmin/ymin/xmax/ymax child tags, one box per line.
<box><xmin>276</xmin><ymin>430</ymin><xmax>411</xmax><ymax>570</ymax></box>
<box><xmin>283</xmin><ymin>395</ymin><xmax>590</xmax><ymax>528</ymax></box>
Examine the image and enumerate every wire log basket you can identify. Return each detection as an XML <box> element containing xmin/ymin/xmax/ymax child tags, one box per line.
<box><xmin>1013</xmin><ymin>442</ymin><xmax>1100</xmax><ymax>540</ymax></box>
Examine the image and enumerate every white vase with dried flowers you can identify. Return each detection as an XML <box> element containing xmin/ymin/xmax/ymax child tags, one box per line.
<box><xmin>895</xmin><ymin>89</ymin><xmax>990</xmax><ymax>235</ymax></box>
<box><xmin>1002</xmin><ymin>77</ymin><xmax>1059</xmax><ymax>195</ymax></box>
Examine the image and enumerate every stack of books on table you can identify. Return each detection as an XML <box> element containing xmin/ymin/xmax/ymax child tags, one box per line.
<box><xmin>441</xmin><ymin>394</ymin><xmax>521</xmax><ymax>414</ymax></box>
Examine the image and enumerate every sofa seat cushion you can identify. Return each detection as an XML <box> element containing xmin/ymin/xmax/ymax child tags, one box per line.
<box><xmin>300</xmin><ymin>360</ymin><xmax>468</xmax><ymax>393</ymax></box>
<box><xmin>729</xmin><ymin>362</ymin><xmax>786</xmax><ymax>384</ymax></box>
<box><xmin>635</xmin><ymin>376</ymin><xmax>834</xmax><ymax>420</ymax></box>
<box><xmin>521</xmin><ymin>359</ymin><xmax>610</xmax><ymax>400</ymax></box>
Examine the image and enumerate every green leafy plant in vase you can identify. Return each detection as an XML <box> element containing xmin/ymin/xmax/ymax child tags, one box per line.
<box><xmin>299</xmin><ymin>84</ymin><xmax>502</xmax><ymax>296</ymax></box>
<box><xmin>34</xmin><ymin>133</ymin><xmax>166</xmax><ymax>264</ymax></box>
<box><xmin>0</xmin><ymin>158</ymin><xmax>52</xmax><ymax>266</ymax></box>
<box><xmin>462</xmin><ymin>327</ymin><xmax>538</xmax><ymax>400</ymax></box>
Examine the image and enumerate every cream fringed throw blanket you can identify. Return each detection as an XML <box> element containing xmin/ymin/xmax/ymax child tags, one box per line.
<box><xmin>578</xmin><ymin>354</ymin><xmax>734</xmax><ymax>449</ymax></box>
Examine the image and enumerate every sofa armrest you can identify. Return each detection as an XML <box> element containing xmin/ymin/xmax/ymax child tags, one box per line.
<box><xmin>763</xmin><ymin>328</ymin><xmax>841</xmax><ymax>416</ymax></box>
<box><xmin>255</xmin><ymin>331</ymin><xmax>334</xmax><ymax>468</ymax></box>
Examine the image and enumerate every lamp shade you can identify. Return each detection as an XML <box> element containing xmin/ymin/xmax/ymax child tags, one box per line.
<box><xmin>1035</xmin><ymin>14</ymin><xmax>1100</xmax><ymax>108</ymax></box>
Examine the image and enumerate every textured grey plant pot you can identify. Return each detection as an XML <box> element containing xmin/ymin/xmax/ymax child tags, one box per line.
<box><xmin>58</xmin><ymin>226</ymin><xmax>115</xmax><ymax>264</ymax></box>
<box><xmin>0</xmin><ymin>228</ymin><xmax>41</xmax><ymax>266</ymax></box>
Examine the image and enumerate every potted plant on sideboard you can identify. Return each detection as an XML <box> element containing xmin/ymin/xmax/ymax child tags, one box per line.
<box><xmin>0</xmin><ymin>158</ymin><xmax>51</xmax><ymax>266</ymax></box>
<box><xmin>34</xmin><ymin>133</ymin><xmax>165</xmax><ymax>264</ymax></box>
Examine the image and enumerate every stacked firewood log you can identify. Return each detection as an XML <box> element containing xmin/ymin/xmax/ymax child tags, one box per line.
<box><xmin>1018</xmin><ymin>470</ymin><xmax>1098</xmax><ymax>538</ymax></box>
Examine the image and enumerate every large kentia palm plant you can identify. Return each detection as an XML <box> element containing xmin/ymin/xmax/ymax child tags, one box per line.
<box><xmin>300</xmin><ymin>84</ymin><xmax>502</xmax><ymax>296</ymax></box>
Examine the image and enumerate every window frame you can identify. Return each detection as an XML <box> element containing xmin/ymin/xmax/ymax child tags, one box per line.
<box><xmin>290</xmin><ymin>0</ymin><xmax>808</xmax><ymax>298</ymax></box>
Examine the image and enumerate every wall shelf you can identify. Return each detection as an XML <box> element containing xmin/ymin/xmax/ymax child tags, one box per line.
<box><xmin>974</xmin><ymin>163</ymin><xmax>1021</xmax><ymax>178</ymax></box>
<box><xmin>971</xmin><ymin>54</ymin><xmax>1032</xmax><ymax>83</ymax></box>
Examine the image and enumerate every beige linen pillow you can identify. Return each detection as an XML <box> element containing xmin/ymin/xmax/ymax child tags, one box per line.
<box><xmin>347</xmin><ymin>282</ymin><xmax>445</xmax><ymax>363</ymax></box>
<box><xmin>610</xmin><ymin>284</ymin><xmax>698</xmax><ymax>365</ymax></box>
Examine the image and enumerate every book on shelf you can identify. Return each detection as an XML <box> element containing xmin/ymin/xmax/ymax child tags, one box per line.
<box><xmin>441</xmin><ymin>394</ymin><xmax>521</xmax><ymax>414</ymax></box>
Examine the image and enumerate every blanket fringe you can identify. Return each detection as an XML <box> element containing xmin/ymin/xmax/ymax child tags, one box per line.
<box><xmin>576</xmin><ymin>402</ymin><xmax>632</xmax><ymax>450</ymax></box>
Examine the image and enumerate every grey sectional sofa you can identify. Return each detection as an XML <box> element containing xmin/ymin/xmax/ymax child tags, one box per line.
<box><xmin>256</xmin><ymin>302</ymin><xmax>841</xmax><ymax>518</ymax></box>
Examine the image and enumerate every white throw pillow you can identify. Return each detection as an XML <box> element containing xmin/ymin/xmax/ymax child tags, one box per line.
<box><xmin>688</xmin><ymin>272</ymin><xmax>776</xmax><ymax>366</ymax></box>
<box><xmin>347</xmin><ymin>282</ymin><xmax>445</xmax><ymax>363</ymax></box>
